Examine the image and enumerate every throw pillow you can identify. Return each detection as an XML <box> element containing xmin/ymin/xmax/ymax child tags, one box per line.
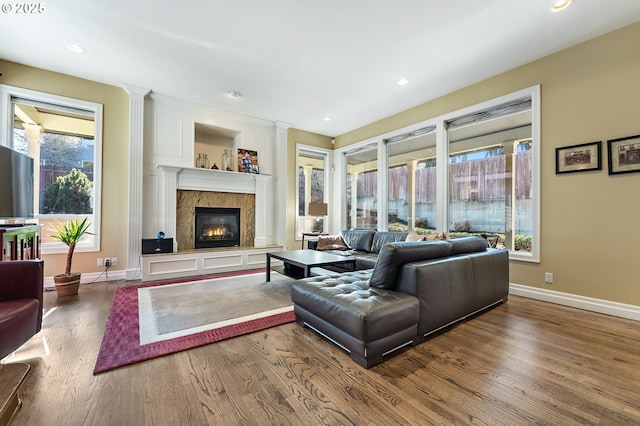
<box><xmin>425</xmin><ymin>232</ymin><xmax>450</xmax><ymax>241</ymax></box>
<box><xmin>316</xmin><ymin>235</ymin><xmax>348</xmax><ymax>251</ymax></box>
<box><xmin>405</xmin><ymin>230</ymin><xmax>425</xmax><ymax>242</ymax></box>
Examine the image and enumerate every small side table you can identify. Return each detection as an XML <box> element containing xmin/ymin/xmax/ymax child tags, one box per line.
<box><xmin>301</xmin><ymin>232</ymin><xmax>328</xmax><ymax>249</ymax></box>
<box><xmin>481</xmin><ymin>233</ymin><xmax>499</xmax><ymax>248</ymax></box>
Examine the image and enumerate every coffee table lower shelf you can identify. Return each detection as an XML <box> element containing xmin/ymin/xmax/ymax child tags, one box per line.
<box><xmin>266</xmin><ymin>250</ymin><xmax>355</xmax><ymax>282</ymax></box>
<box><xmin>271</xmin><ymin>264</ymin><xmax>336</xmax><ymax>280</ymax></box>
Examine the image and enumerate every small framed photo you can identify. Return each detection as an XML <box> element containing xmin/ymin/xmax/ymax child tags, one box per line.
<box><xmin>555</xmin><ymin>141</ymin><xmax>602</xmax><ymax>174</ymax></box>
<box><xmin>237</xmin><ymin>149</ymin><xmax>259</xmax><ymax>174</ymax></box>
<box><xmin>607</xmin><ymin>134</ymin><xmax>640</xmax><ymax>175</ymax></box>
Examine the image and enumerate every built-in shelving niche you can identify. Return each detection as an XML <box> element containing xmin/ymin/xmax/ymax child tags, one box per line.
<box><xmin>194</xmin><ymin>123</ymin><xmax>241</xmax><ymax>171</ymax></box>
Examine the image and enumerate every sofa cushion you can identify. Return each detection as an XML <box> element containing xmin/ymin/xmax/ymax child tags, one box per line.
<box><xmin>405</xmin><ymin>231</ymin><xmax>425</xmax><ymax>242</ymax></box>
<box><xmin>353</xmin><ymin>252</ymin><xmax>378</xmax><ymax>270</ymax></box>
<box><xmin>425</xmin><ymin>231</ymin><xmax>450</xmax><ymax>241</ymax></box>
<box><xmin>369</xmin><ymin>241</ymin><xmax>453</xmax><ymax>289</ymax></box>
<box><xmin>316</xmin><ymin>235</ymin><xmax>349</xmax><ymax>251</ymax></box>
<box><xmin>340</xmin><ymin>230</ymin><xmax>376</xmax><ymax>252</ymax></box>
<box><xmin>370</xmin><ymin>231</ymin><xmax>409</xmax><ymax>254</ymax></box>
<box><xmin>449</xmin><ymin>236</ymin><xmax>488</xmax><ymax>255</ymax></box>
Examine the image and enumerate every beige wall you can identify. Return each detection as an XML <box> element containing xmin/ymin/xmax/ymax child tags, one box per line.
<box><xmin>286</xmin><ymin>128</ymin><xmax>332</xmax><ymax>250</ymax></box>
<box><xmin>0</xmin><ymin>60</ymin><xmax>129</xmax><ymax>278</ymax></box>
<box><xmin>290</xmin><ymin>22</ymin><xmax>640</xmax><ymax>306</ymax></box>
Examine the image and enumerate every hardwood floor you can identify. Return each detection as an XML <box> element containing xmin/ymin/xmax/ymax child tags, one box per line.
<box><xmin>4</xmin><ymin>279</ymin><xmax>640</xmax><ymax>425</ymax></box>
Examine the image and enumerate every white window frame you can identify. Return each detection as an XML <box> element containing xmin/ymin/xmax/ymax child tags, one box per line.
<box><xmin>295</xmin><ymin>144</ymin><xmax>331</xmax><ymax>240</ymax></box>
<box><xmin>0</xmin><ymin>84</ymin><xmax>103</xmax><ymax>254</ymax></box>
<box><xmin>440</xmin><ymin>86</ymin><xmax>540</xmax><ymax>263</ymax></box>
<box><xmin>335</xmin><ymin>85</ymin><xmax>540</xmax><ymax>262</ymax></box>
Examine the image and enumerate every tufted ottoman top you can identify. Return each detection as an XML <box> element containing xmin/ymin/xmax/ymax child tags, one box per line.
<box><xmin>291</xmin><ymin>270</ymin><xmax>419</xmax><ymax>343</ymax></box>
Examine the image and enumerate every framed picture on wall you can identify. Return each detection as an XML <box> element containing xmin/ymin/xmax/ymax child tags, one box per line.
<box><xmin>555</xmin><ymin>141</ymin><xmax>602</xmax><ymax>174</ymax></box>
<box><xmin>237</xmin><ymin>149</ymin><xmax>259</xmax><ymax>174</ymax></box>
<box><xmin>607</xmin><ymin>134</ymin><xmax>640</xmax><ymax>175</ymax></box>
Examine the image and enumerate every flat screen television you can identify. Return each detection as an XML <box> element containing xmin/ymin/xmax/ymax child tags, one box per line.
<box><xmin>0</xmin><ymin>144</ymin><xmax>35</xmax><ymax>219</ymax></box>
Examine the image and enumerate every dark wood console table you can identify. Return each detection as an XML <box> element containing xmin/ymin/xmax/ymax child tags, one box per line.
<box><xmin>0</xmin><ymin>225</ymin><xmax>42</xmax><ymax>261</ymax></box>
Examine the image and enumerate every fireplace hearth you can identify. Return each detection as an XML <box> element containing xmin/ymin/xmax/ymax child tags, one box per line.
<box><xmin>195</xmin><ymin>207</ymin><xmax>240</xmax><ymax>248</ymax></box>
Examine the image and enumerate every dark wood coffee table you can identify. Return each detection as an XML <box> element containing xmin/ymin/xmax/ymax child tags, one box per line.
<box><xmin>266</xmin><ymin>249</ymin><xmax>355</xmax><ymax>281</ymax></box>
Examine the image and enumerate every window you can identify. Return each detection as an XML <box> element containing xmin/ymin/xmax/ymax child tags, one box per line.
<box><xmin>335</xmin><ymin>86</ymin><xmax>540</xmax><ymax>261</ymax></box>
<box><xmin>296</xmin><ymin>146</ymin><xmax>329</xmax><ymax>238</ymax></box>
<box><xmin>446</xmin><ymin>94</ymin><xmax>536</xmax><ymax>259</ymax></box>
<box><xmin>0</xmin><ymin>85</ymin><xmax>103</xmax><ymax>253</ymax></box>
<box><xmin>345</xmin><ymin>143</ymin><xmax>378</xmax><ymax>229</ymax></box>
<box><xmin>386</xmin><ymin>126</ymin><xmax>436</xmax><ymax>233</ymax></box>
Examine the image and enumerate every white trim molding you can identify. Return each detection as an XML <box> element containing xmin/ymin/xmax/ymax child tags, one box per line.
<box><xmin>44</xmin><ymin>269</ymin><xmax>128</xmax><ymax>289</ymax></box>
<box><xmin>510</xmin><ymin>283</ymin><xmax>640</xmax><ymax>322</ymax></box>
<box><xmin>123</xmin><ymin>84</ymin><xmax>150</xmax><ymax>280</ymax></box>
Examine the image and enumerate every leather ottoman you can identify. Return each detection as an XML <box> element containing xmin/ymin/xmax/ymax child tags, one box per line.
<box><xmin>291</xmin><ymin>270</ymin><xmax>419</xmax><ymax>368</ymax></box>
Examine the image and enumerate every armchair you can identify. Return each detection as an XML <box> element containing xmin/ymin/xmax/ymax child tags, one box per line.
<box><xmin>0</xmin><ymin>260</ymin><xmax>43</xmax><ymax>425</ymax></box>
<box><xmin>0</xmin><ymin>260</ymin><xmax>44</xmax><ymax>359</ymax></box>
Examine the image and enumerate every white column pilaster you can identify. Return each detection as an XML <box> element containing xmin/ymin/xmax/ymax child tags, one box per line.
<box><xmin>123</xmin><ymin>84</ymin><xmax>150</xmax><ymax>280</ymax></box>
<box><xmin>275</xmin><ymin>121</ymin><xmax>290</xmax><ymax>249</ymax></box>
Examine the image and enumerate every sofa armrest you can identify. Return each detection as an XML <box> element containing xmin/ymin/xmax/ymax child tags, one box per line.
<box><xmin>0</xmin><ymin>260</ymin><xmax>44</xmax><ymax>331</ymax></box>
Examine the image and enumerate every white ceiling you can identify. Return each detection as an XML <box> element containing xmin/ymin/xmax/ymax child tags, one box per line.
<box><xmin>1</xmin><ymin>0</ymin><xmax>639</xmax><ymax>137</ymax></box>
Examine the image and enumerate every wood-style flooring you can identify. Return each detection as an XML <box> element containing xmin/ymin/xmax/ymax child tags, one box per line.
<box><xmin>4</xmin><ymin>278</ymin><xmax>640</xmax><ymax>425</ymax></box>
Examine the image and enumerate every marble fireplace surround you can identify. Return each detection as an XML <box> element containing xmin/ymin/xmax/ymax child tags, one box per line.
<box><xmin>177</xmin><ymin>190</ymin><xmax>255</xmax><ymax>250</ymax></box>
<box><xmin>158</xmin><ymin>166</ymin><xmax>274</xmax><ymax>251</ymax></box>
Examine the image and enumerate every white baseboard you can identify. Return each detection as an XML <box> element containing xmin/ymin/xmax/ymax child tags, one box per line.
<box><xmin>44</xmin><ymin>269</ymin><xmax>128</xmax><ymax>290</ymax></box>
<box><xmin>510</xmin><ymin>283</ymin><xmax>640</xmax><ymax>322</ymax></box>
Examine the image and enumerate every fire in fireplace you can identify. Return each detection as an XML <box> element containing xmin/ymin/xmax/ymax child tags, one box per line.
<box><xmin>194</xmin><ymin>207</ymin><xmax>240</xmax><ymax>248</ymax></box>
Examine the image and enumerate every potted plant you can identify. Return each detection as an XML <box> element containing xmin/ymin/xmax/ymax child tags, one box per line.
<box><xmin>50</xmin><ymin>217</ymin><xmax>92</xmax><ymax>297</ymax></box>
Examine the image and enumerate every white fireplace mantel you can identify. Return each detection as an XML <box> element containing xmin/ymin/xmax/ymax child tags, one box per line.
<box><xmin>158</xmin><ymin>165</ymin><xmax>274</xmax><ymax>248</ymax></box>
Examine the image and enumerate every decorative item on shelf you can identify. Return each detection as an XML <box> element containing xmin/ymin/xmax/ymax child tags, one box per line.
<box><xmin>222</xmin><ymin>148</ymin><xmax>231</xmax><ymax>171</ymax></box>
<box><xmin>201</xmin><ymin>154</ymin><xmax>210</xmax><ymax>169</ymax></box>
<box><xmin>211</xmin><ymin>163</ymin><xmax>219</xmax><ymax>170</ymax></box>
<box><xmin>49</xmin><ymin>217</ymin><xmax>93</xmax><ymax>297</ymax></box>
<box><xmin>195</xmin><ymin>153</ymin><xmax>203</xmax><ymax>168</ymax></box>
<box><xmin>238</xmin><ymin>148</ymin><xmax>259</xmax><ymax>174</ymax></box>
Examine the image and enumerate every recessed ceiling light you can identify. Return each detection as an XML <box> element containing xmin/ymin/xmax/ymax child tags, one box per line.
<box><xmin>67</xmin><ymin>43</ymin><xmax>85</xmax><ymax>53</ymax></box>
<box><xmin>227</xmin><ymin>90</ymin><xmax>242</xmax><ymax>98</ymax></box>
<box><xmin>323</xmin><ymin>117</ymin><xmax>331</xmax><ymax>122</ymax></box>
<box><xmin>398</xmin><ymin>78</ymin><xmax>409</xmax><ymax>86</ymax></box>
<box><xmin>551</xmin><ymin>0</ymin><xmax>572</xmax><ymax>12</ymax></box>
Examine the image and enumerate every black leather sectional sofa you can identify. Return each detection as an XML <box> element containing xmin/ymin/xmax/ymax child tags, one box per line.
<box><xmin>291</xmin><ymin>236</ymin><xmax>509</xmax><ymax>368</ymax></box>
<box><xmin>308</xmin><ymin>229</ymin><xmax>409</xmax><ymax>269</ymax></box>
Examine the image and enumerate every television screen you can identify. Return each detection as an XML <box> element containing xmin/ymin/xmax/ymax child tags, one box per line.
<box><xmin>0</xmin><ymin>145</ymin><xmax>35</xmax><ymax>218</ymax></box>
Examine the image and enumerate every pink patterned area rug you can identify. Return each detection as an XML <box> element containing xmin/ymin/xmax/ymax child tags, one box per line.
<box><xmin>94</xmin><ymin>270</ymin><xmax>295</xmax><ymax>374</ymax></box>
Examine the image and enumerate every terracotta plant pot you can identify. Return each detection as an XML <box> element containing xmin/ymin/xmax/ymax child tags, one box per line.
<box><xmin>53</xmin><ymin>273</ymin><xmax>81</xmax><ymax>297</ymax></box>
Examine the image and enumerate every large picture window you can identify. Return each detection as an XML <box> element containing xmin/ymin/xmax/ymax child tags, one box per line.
<box><xmin>337</xmin><ymin>86</ymin><xmax>540</xmax><ymax>262</ymax></box>
<box><xmin>345</xmin><ymin>143</ymin><xmax>378</xmax><ymax>230</ymax></box>
<box><xmin>0</xmin><ymin>85</ymin><xmax>103</xmax><ymax>253</ymax></box>
<box><xmin>385</xmin><ymin>126</ymin><xmax>436</xmax><ymax>233</ymax></box>
<box><xmin>446</xmin><ymin>93</ymin><xmax>536</xmax><ymax>259</ymax></box>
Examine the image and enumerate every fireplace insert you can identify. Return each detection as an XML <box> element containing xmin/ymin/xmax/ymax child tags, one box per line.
<box><xmin>194</xmin><ymin>207</ymin><xmax>240</xmax><ymax>248</ymax></box>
